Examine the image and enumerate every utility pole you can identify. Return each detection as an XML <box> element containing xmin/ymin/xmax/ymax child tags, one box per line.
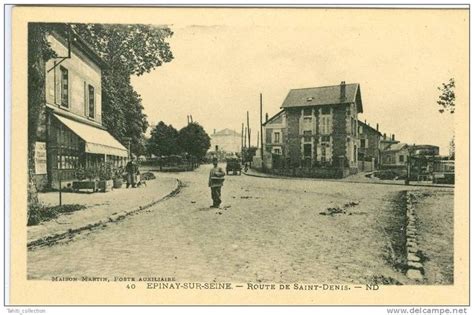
<box><xmin>260</xmin><ymin>93</ymin><xmax>264</xmax><ymax>164</ymax></box>
<box><xmin>405</xmin><ymin>151</ymin><xmax>411</xmax><ymax>185</ymax></box>
<box><xmin>257</xmin><ymin>131</ymin><xmax>260</xmax><ymax>149</ymax></box>
<box><xmin>241</xmin><ymin>123</ymin><xmax>244</xmax><ymax>149</ymax></box>
<box><xmin>247</xmin><ymin>111</ymin><xmax>251</xmax><ymax>148</ymax></box>
<box><xmin>244</xmin><ymin>127</ymin><xmax>247</xmax><ymax>148</ymax></box>
<box><xmin>249</xmin><ymin>128</ymin><xmax>252</xmax><ymax>148</ymax></box>
<box><xmin>58</xmin><ymin>123</ymin><xmax>63</xmax><ymax>206</ymax></box>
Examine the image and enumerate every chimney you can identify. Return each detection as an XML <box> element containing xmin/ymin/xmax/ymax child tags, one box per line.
<box><xmin>376</xmin><ymin>123</ymin><xmax>379</xmax><ymax>131</ymax></box>
<box><xmin>383</xmin><ymin>133</ymin><xmax>386</xmax><ymax>140</ymax></box>
<box><xmin>392</xmin><ymin>134</ymin><xmax>395</xmax><ymax>141</ymax></box>
<box><xmin>265</xmin><ymin>113</ymin><xmax>269</xmax><ymax>122</ymax></box>
<box><xmin>213</xmin><ymin>129</ymin><xmax>216</xmax><ymax>135</ymax></box>
<box><xmin>340</xmin><ymin>81</ymin><xmax>346</xmax><ymax>101</ymax></box>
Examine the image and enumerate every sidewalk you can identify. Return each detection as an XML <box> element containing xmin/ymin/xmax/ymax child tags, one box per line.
<box><xmin>28</xmin><ymin>175</ymin><xmax>180</xmax><ymax>248</ymax></box>
<box><xmin>243</xmin><ymin>168</ymin><xmax>454</xmax><ymax>189</ymax></box>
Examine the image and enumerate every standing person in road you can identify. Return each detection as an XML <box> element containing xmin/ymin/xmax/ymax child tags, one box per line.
<box><xmin>208</xmin><ymin>157</ymin><xmax>225</xmax><ymax>208</ymax></box>
<box><xmin>126</xmin><ymin>155</ymin><xmax>140</xmax><ymax>188</ymax></box>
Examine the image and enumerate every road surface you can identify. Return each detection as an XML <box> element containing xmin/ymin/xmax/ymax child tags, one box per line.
<box><xmin>28</xmin><ymin>165</ymin><xmax>452</xmax><ymax>284</ymax></box>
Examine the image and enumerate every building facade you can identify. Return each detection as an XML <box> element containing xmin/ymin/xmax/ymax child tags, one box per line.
<box><xmin>357</xmin><ymin>120</ymin><xmax>382</xmax><ymax>169</ymax></box>
<box><xmin>33</xmin><ymin>28</ymin><xmax>129</xmax><ymax>191</ymax></box>
<box><xmin>263</xmin><ymin>82</ymin><xmax>363</xmax><ymax>177</ymax></box>
<box><xmin>381</xmin><ymin>143</ymin><xmax>409</xmax><ymax>168</ymax></box>
<box><xmin>210</xmin><ymin>128</ymin><xmax>242</xmax><ymax>154</ymax></box>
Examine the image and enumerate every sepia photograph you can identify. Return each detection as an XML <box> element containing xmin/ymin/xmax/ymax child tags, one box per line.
<box><xmin>7</xmin><ymin>5</ymin><xmax>469</xmax><ymax>306</ymax></box>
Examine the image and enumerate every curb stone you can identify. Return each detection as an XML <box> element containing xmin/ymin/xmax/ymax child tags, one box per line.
<box><xmin>407</xmin><ymin>269</ymin><xmax>423</xmax><ymax>281</ymax></box>
<box><xmin>27</xmin><ymin>179</ymin><xmax>182</xmax><ymax>250</ymax></box>
<box><xmin>407</xmin><ymin>253</ymin><xmax>421</xmax><ymax>262</ymax></box>
<box><xmin>408</xmin><ymin>261</ymin><xmax>424</xmax><ymax>270</ymax></box>
<box><xmin>407</xmin><ymin>246</ymin><xmax>419</xmax><ymax>254</ymax></box>
<box><xmin>404</xmin><ymin>192</ymin><xmax>425</xmax><ymax>282</ymax></box>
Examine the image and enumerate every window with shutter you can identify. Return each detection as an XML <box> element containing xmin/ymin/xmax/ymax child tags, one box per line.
<box><xmin>303</xmin><ymin>130</ymin><xmax>312</xmax><ymax>142</ymax></box>
<box><xmin>303</xmin><ymin>108</ymin><xmax>312</xmax><ymax>116</ymax></box>
<box><xmin>88</xmin><ymin>85</ymin><xmax>95</xmax><ymax>119</ymax></box>
<box><xmin>60</xmin><ymin>66</ymin><xmax>69</xmax><ymax>108</ymax></box>
<box><xmin>273</xmin><ymin>132</ymin><xmax>281</xmax><ymax>144</ymax></box>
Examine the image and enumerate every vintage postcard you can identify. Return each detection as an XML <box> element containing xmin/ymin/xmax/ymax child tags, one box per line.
<box><xmin>7</xmin><ymin>5</ymin><xmax>469</xmax><ymax>306</ymax></box>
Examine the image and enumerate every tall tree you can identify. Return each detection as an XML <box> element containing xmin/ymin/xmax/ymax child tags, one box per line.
<box><xmin>27</xmin><ymin>24</ymin><xmax>56</xmax><ymax>209</ymax></box>
<box><xmin>177</xmin><ymin>123</ymin><xmax>211</xmax><ymax>160</ymax></box>
<box><xmin>147</xmin><ymin>122</ymin><xmax>180</xmax><ymax>156</ymax></box>
<box><xmin>437</xmin><ymin>78</ymin><xmax>455</xmax><ymax>114</ymax></box>
<box><xmin>71</xmin><ymin>23</ymin><xmax>173</xmax><ymax>154</ymax></box>
<box><xmin>27</xmin><ymin>22</ymin><xmax>173</xmax><ymax>211</ymax></box>
<box><xmin>437</xmin><ymin>78</ymin><xmax>456</xmax><ymax>159</ymax></box>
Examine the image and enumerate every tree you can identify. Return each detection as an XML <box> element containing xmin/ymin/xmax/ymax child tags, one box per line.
<box><xmin>27</xmin><ymin>22</ymin><xmax>173</xmax><ymax>211</ymax></box>
<box><xmin>449</xmin><ymin>136</ymin><xmax>455</xmax><ymax>160</ymax></box>
<box><xmin>177</xmin><ymin>123</ymin><xmax>211</xmax><ymax>160</ymax></box>
<box><xmin>437</xmin><ymin>78</ymin><xmax>456</xmax><ymax>159</ymax></box>
<box><xmin>71</xmin><ymin>24</ymin><xmax>174</xmax><ymax>76</ymax></box>
<box><xmin>437</xmin><ymin>78</ymin><xmax>455</xmax><ymax>114</ymax></box>
<box><xmin>71</xmin><ymin>23</ymin><xmax>173</xmax><ymax>155</ymax></box>
<box><xmin>147</xmin><ymin>122</ymin><xmax>180</xmax><ymax>156</ymax></box>
<box><xmin>27</xmin><ymin>23</ymin><xmax>56</xmax><ymax>209</ymax></box>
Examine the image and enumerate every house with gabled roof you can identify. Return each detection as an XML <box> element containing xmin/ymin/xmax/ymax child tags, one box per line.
<box><xmin>357</xmin><ymin>120</ymin><xmax>382</xmax><ymax>169</ymax></box>
<box><xmin>262</xmin><ymin>81</ymin><xmax>363</xmax><ymax>177</ymax></box>
<box><xmin>381</xmin><ymin>143</ymin><xmax>410</xmax><ymax>167</ymax></box>
<box><xmin>210</xmin><ymin>128</ymin><xmax>242</xmax><ymax>154</ymax></box>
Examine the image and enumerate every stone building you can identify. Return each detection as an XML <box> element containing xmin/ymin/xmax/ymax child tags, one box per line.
<box><xmin>357</xmin><ymin>120</ymin><xmax>382</xmax><ymax>169</ymax></box>
<box><xmin>263</xmin><ymin>82</ymin><xmax>363</xmax><ymax>177</ymax></box>
<box><xmin>32</xmin><ymin>27</ymin><xmax>128</xmax><ymax>191</ymax></box>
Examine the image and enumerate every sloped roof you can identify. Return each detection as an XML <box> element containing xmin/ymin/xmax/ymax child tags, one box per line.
<box><xmin>358</xmin><ymin>120</ymin><xmax>382</xmax><ymax>135</ymax></box>
<box><xmin>262</xmin><ymin>110</ymin><xmax>285</xmax><ymax>126</ymax></box>
<box><xmin>213</xmin><ymin>128</ymin><xmax>241</xmax><ymax>137</ymax></box>
<box><xmin>385</xmin><ymin>143</ymin><xmax>408</xmax><ymax>152</ymax></box>
<box><xmin>281</xmin><ymin>83</ymin><xmax>363</xmax><ymax>112</ymax></box>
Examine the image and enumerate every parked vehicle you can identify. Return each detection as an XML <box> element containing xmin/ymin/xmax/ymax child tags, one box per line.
<box><xmin>432</xmin><ymin>160</ymin><xmax>455</xmax><ymax>184</ymax></box>
<box><xmin>226</xmin><ymin>158</ymin><xmax>242</xmax><ymax>175</ymax></box>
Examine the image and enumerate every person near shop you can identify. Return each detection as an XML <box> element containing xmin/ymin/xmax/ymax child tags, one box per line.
<box><xmin>208</xmin><ymin>157</ymin><xmax>225</xmax><ymax>208</ymax></box>
<box><xmin>125</xmin><ymin>155</ymin><xmax>140</xmax><ymax>188</ymax></box>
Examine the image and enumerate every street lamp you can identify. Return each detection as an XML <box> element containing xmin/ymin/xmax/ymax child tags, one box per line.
<box><xmin>405</xmin><ymin>151</ymin><xmax>411</xmax><ymax>185</ymax></box>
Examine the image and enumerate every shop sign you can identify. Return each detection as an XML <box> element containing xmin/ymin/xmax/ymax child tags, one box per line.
<box><xmin>35</xmin><ymin>142</ymin><xmax>47</xmax><ymax>175</ymax></box>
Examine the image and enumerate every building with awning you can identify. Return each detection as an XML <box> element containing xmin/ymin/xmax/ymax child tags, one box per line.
<box><xmin>32</xmin><ymin>27</ymin><xmax>130</xmax><ymax>190</ymax></box>
<box><xmin>53</xmin><ymin>113</ymin><xmax>128</xmax><ymax>158</ymax></box>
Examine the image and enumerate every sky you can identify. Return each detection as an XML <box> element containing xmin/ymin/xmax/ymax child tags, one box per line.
<box><xmin>130</xmin><ymin>9</ymin><xmax>468</xmax><ymax>155</ymax></box>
